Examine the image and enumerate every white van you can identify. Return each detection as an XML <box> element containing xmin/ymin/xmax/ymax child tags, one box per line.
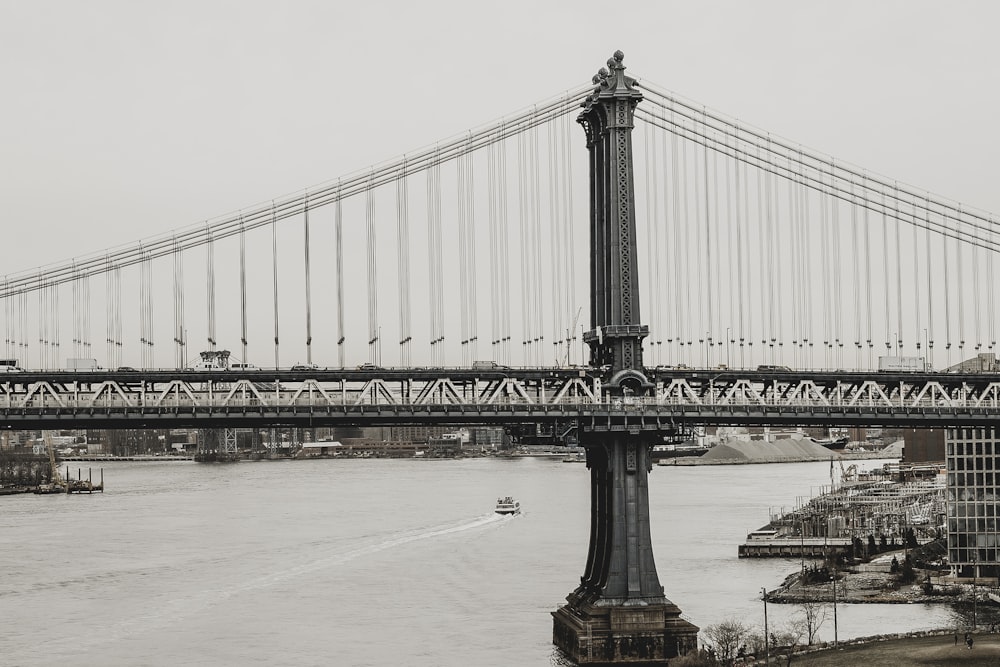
<box><xmin>0</xmin><ymin>359</ymin><xmax>22</xmax><ymax>372</ymax></box>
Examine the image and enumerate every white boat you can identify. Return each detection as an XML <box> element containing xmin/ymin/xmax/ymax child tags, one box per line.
<box><xmin>495</xmin><ymin>496</ymin><xmax>520</xmax><ymax>515</ymax></box>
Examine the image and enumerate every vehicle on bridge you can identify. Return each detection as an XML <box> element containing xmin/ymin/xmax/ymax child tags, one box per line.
<box><xmin>0</xmin><ymin>359</ymin><xmax>22</xmax><ymax>372</ymax></box>
<box><xmin>878</xmin><ymin>355</ymin><xmax>927</xmax><ymax>372</ymax></box>
<box><xmin>66</xmin><ymin>357</ymin><xmax>99</xmax><ymax>370</ymax></box>
<box><xmin>291</xmin><ymin>363</ymin><xmax>320</xmax><ymax>371</ymax></box>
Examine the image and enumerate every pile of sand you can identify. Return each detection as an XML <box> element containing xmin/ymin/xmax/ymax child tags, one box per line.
<box><xmin>879</xmin><ymin>439</ymin><xmax>905</xmax><ymax>457</ymax></box>
<box><xmin>700</xmin><ymin>438</ymin><xmax>838</xmax><ymax>463</ymax></box>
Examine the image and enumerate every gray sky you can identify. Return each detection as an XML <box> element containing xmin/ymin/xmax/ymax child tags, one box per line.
<box><xmin>3</xmin><ymin>0</ymin><xmax>998</xmax><ymax>274</ymax></box>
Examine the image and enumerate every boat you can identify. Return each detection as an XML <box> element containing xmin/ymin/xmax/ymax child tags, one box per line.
<box><xmin>495</xmin><ymin>496</ymin><xmax>521</xmax><ymax>515</ymax></box>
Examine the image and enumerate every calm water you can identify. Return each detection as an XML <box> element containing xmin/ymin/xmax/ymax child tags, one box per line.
<box><xmin>0</xmin><ymin>456</ymin><xmax>954</xmax><ymax>666</ymax></box>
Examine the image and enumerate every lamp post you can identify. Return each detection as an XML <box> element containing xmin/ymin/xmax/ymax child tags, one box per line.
<box><xmin>762</xmin><ymin>586</ymin><xmax>769</xmax><ymax>665</ymax></box>
<box><xmin>832</xmin><ymin>570</ymin><xmax>838</xmax><ymax>647</ymax></box>
<box><xmin>972</xmin><ymin>556</ymin><xmax>978</xmax><ymax>631</ymax></box>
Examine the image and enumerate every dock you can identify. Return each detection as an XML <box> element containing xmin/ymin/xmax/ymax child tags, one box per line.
<box><xmin>739</xmin><ymin>537</ymin><xmax>853</xmax><ymax>558</ymax></box>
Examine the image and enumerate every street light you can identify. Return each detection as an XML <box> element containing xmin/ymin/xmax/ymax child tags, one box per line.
<box><xmin>832</xmin><ymin>570</ymin><xmax>838</xmax><ymax>647</ymax></box>
<box><xmin>972</xmin><ymin>555</ymin><xmax>978</xmax><ymax>631</ymax></box>
<box><xmin>762</xmin><ymin>586</ymin><xmax>769</xmax><ymax>665</ymax></box>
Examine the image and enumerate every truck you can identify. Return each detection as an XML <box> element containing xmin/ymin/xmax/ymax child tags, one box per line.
<box><xmin>66</xmin><ymin>358</ymin><xmax>99</xmax><ymax>370</ymax></box>
<box><xmin>877</xmin><ymin>355</ymin><xmax>927</xmax><ymax>372</ymax></box>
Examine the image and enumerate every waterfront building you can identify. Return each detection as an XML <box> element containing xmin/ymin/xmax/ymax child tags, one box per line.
<box><xmin>902</xmin><ymin>429</ymin><xmax>946</xmax><ymax>463</ymax></box>
<box><xmin>946</xmin><ymin>426</ymin><xmax>1000</xmax><ymax>578</ymax></box>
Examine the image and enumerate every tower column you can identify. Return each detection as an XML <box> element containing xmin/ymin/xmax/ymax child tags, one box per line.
<box><xmin>552</xmin><ymin>51</ymin><xmax>698</xmax><ymax>665</ymax></box>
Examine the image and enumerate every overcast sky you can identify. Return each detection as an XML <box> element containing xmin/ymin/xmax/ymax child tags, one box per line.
<box><xmin>3</xmin><ymin>0</ymin><xmax>998</xmax><ymax>276</ymax></box>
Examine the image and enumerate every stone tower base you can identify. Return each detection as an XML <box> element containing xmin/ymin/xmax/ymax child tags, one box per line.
<box><xmin>553</xmin><ymin>599</ymin><xmax>699</xmax><ymax>665</ymax></box>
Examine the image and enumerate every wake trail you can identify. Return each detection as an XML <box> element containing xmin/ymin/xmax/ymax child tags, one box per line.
<box><xmin>39</xmin><ymin>513</ymin><xmax>511</xmax><ymax>659</ymax></box>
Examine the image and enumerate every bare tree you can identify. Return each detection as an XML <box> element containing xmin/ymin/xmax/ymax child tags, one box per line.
<box><xmin>791</xmin><ymin>600</ymin><xmax>827</xmax><ymax>645</ymax></box>
<box><xmin>703</xmin><ymin>618</ymin><xmax>752</xmax><ymax>665</ymax></box>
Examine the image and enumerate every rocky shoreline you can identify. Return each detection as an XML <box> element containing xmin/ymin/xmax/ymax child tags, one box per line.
<box><xmin>765</xmin><ymin>553</ymin><xmax>963</xmax><ymax>605</ymax></box>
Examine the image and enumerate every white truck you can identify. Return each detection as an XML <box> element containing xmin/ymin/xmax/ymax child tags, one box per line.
<box><xmin>877</xmin><ymin>356</ymin><xmax>927</xmax><ymax>372</ymax></box>
<box><xmin>66</xmin><ymin>358</ymin><xmax>99</xmax><ymax>370</ymax></box>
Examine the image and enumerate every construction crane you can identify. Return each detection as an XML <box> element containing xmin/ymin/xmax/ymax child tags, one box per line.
<box><xmin>43</xmin><ymin>431</ymin><xmax>67</xmax><ymax>493</ymax></box>
<box><xmin>565</xmin><ymin>307</ymin><xmax>583</xmax><ymax>366</ymax></box>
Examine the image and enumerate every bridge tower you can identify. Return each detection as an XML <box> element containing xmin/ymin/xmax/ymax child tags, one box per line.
<box><xmin>552</xmin><ymin>51</ymin><xmax>698</xmax><ymax>664</ymax></box>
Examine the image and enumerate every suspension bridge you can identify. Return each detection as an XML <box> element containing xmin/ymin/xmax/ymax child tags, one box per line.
<box><xmin>3</xmin><ymin>50</ymin><xmax>1000</xmax><ymax>662</ymax></box>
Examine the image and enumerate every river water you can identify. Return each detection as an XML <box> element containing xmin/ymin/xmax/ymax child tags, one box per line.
<box><xmin>0</xmin><ymin>456</ymin><xmax>956</xmax><ymax>666</ymax></box>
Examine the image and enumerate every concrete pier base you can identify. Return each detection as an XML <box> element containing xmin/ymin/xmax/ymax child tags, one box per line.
<box><xmin>553</xmin><ymin>600</ymin><xmax>698</xmax><ymax>664</ymax></box>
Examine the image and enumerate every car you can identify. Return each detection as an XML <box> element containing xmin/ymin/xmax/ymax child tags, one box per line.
<box><xmin>116</xmin><ymin>366</ymin><xmax>137</xmax><ymax>372</ymax></box>
<box><xmin>357</xmin><ymin>362</ymin><xmax>381</xmax><ymax>371</ymax></box>
<box><xmin>291</xmin><ymin>363</ymin><xmax>320</xmax><ymax>371</ymax></box>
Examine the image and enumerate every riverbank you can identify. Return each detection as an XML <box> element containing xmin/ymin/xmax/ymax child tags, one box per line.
<box><xmin>766</xmin><ymin>561</ymin><xmax>945</xmax><ymax>605</ymax></box>
<box><xmin>745</xmin><ymin>630</ymin><xmax>1000</xmax><ymax>666</ymax></box>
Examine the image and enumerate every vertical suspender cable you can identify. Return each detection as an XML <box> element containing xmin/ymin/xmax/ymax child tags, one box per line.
<box><xmin>335</xmin><ymin>185</ymin><xmax>345</xmax><ymax>368</ymax></box>
<box><xmin>173</xmin><ymin>237</ymin><xmax>186</xmax><ymax>368</ymax></box>
<box><xmin>239</xmin><ymin>214</ymin><xmax>248</xmax><ymax>366</ymax></box>
<box><xmin>863</xmin><ymin>176</ymin><xmax>873</xmax><ymax>366</ymax></box>
<box><xmin>396</xmin><ymin>163</ymin><xmax>411</xmax><ymax>367</ymax></box>
<box><xmin>303</xmin><ymin>195</ymin><xmax>313</xmax><ymax>364</ymax></box>
<box><xmin>653</xmin><ymin>108</ymin><xmax>665</xmax><ymax>364</ymax></box>
<box><xmin>671</xmin><ymin>112</ymin><xmax>683</xmax><ymax>363</ymax></box>
<box><xmin>894</xmin><ymin>185</ymin><xmax>904</xmax><ymax>353</ymax></box>
<box><xmin>457</xmin><ymin>151</ymin><xmax>469</xmax><ymax>365</ymax></box>
<box><xmin>768</xmin><ymin>149</ymin><xmax>779</xmax><ymax>359</ymax></box>
<box><xmin>365</xmin><ymin>174</ymin><xmax>378</xmax><ymax>365</ymax></box>
<box><xmin>682</xmin><ymin>136</ymin><xmax>693</xmax><ymax>362</ymax></box>
<box><xmin>800</xmin><ymin>150</ymin><xmax>813</xmax><ymax>363</ymax></box>
<box><xmin>734</xmin><ymin>129</ymin><xmax>746</xmax><ymax>363</ymax></box>
<box><xmin>501</xmin><ymin>130</ymin><xmax>512</xmax><ymax>363</ymax></box>
<box><xmin>271</xmin><ymin>201</ymin><xmax>280</xmax><ymax>368</ymax></box>
<box><xmin>989</xmin><ymin>215</ymin><xmax>996</xmax><ymax>351</ymax></box>
<box><xmin>831</xmin><ymin>160</ymin><xmax>843</xmax><ymax>368</ymax></box>
<box><xmin>207</xmin><ymin>224</ymin><xmax>216</xmax><ymax>350</ymax></box>
<box><xmin>912</xmin><ymin>194</ymin><xmax>922</xmax><ymax>358</ymax></box>
<box><xmin>724</xmin><ymin>131</ymin><xmax>734</xmax><ymax>366</ymax></box>
<box><xmin>696</xmin><ymin>133</ymin><xmax>707</xmax><ymax>364</ymax></box>
<box><xmin>819</xmin><ymin>165</ymin><xmax>830</xmax><ymax>366</ymax></box>
<box><xmin>487</xmin><ymin>139</ymin><xmax>499</xmax><ymax>363</ymax></box>
<box><xmin>52</xmin><ymin>283</ymin><xmax>60</xmax><ymax>368</ymax></box>
<box><xmin>956</xmin><ymin>205</ymin><xmax>965</xmax><ymax>356</ymax></box>
<box><xmin>37</xmin><ymin>274</ymin><xmax>44</xmax><ymax>368</ymax></box>
<box><xmin>563</xmin><ymin>111</ymin><xmax>577</xmax><ymax>366</ymax></box>
<box><xmin>549</xmin><ymin>120</ymin><xmax>563</xmax><ymax>365</ymax></box>
<box><xmin>970</xmin><ymin>207</ymin><xmax>981</xmax><ymax>351</ymax></box>
<box><xmin>943</xmin><ymin>202</ymin><xmax>952</xmax><ymax>360</ymax></box>
<box><xmin>643</xmin><ymin>112</ymin><xmax>656</xmax><ymax>363</ymax></box>
<box><xmin>468</xmin><ymin>137</ymin><xmax>479</xmax><ymax>363</ymax></box>
<box><xmin>788</xmin><ymin>156</ymin><xmax>799</xmax><ymax>364</ymax></box>
<box><xmin>850</xmin><ymin>176</ymin><xmax>861</xmax><ymax>366</ymax></box>
<box><xmin>531</xmin><ymin>122</ymin><xmax>544</xmax><ymax>366</ymax></box>
<box><xmin>83</xmin><ymin>272</ymin><xmax>91</xmax><ymax>360</ymax></box>
<box><xmin>105</xmin><ymin>256</ymin><xmax>112</xmax><ymax>366</ymax></box>
<box><xmin>756</xmin><ymin>146</ymin><xmax>767</xmax><ymax>357</ymax></box>
<box><xmin>882</xmin><ymin>191</ymin><xmax>891</xmax><ymax>357</ymax></box>
<box><xmin>517</xmin><ymin>133</ymin><xmax>531</xmax><ymax>366</ymax></box>
<box><xmin>925</xmin><ymin>196</ymin><xmax>934</xmax><ymax>360</ymax></box>
<box><xmin>70</xmin><ymin>268</ymin><xmax>78</xmax><ymax>359</ymax></box>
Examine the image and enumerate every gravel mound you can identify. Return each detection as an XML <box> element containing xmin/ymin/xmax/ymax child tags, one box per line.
<box><xmin>701</xmin><ymin>438</ymin><xmax>837</xmax><ymax>463</ymax></box>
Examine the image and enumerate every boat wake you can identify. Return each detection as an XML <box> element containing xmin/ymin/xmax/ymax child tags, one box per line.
<box><xmin>42</xmin><ymin>513</ymin><xmax>508</xmax><ymax>658</ymax></box>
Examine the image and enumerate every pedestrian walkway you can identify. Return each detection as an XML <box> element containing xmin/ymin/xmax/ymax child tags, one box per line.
<box><xmin>788</xmin><ymin>632</ymin><xmax>1000</xmax><ymax>666</ymax></box>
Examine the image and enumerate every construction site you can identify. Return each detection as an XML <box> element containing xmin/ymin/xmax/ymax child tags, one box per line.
<box><xmin>0</xmin><ymin>431</ymin><xmax>103</xmax><ymax>495</ymax></box>
<box><xmin>740</xmin><ymin>461</ymin><xmax>944</xmax><ymax>558</ymax></box>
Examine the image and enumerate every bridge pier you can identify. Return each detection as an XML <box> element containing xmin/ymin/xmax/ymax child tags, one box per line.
<box><xmin>553</xmin><ymin>51</ymin><xmax>698</xmax><ymax>664</ymax></box>
<box><xmin>552</xmin><ymin>434</ymin><xmax>698</xmax><ymax>664</ymax></box>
